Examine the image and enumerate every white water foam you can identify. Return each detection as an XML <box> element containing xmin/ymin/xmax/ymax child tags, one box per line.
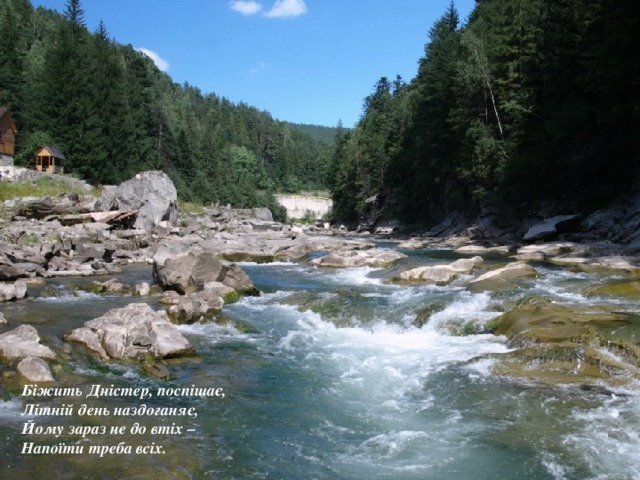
<box><xmin>561</xmin><ymin>393</ymin><xmax>640</xmax><ymax>478</ymax></box>
<box><xmin>237</xmin><ymin>261</ymin><xmax>297</xmax><ymax>267</ymax></box>
<box><xmin>425</xmin><ymin>291</ymin><xmax>500</xmax><ymax>331</ymax></box>
<box><xmin>269</xmin><ymin>305</ymin><xmax>509</xmax><ymax>419</ymax></box>
<box><xmin>328</xmin><ymin>266</ymin><xmax>385</xmax><ymax>287</ymax></box>
<box><xmin>33</xmin><ymin>290</ymin><xmax>104</xmax><ymax>303</ymax></box>
<box><xmin>0</xmin><ymin>399</ymin><xmax>23</xmax><ymax>418</ymax></box>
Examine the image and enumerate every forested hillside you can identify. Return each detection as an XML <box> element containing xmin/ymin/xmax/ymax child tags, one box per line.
<box><xmin>0</xmin><ymin>0</ymin><xmax>332</xmax><ymax>216</ymax></box>
<box><xmin>286</xmin><ymin>122</ymin><xmax>342</xmax><ymax>146</ymax></box>
<box><xmin>328</xmin><ymin>0</ymin><xmax>640</xmax><ymax>226</ymax></box>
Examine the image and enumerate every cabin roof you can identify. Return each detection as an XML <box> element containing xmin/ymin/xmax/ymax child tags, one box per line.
<box><xmin>38</xmin><ymin>145</ymin><xmax>66</xmax><ymax>160</ymax></box>
<box><xmin>0</xmin><ymin>107</ymin><xmax>17</xmax><ymax>132</ymax></box>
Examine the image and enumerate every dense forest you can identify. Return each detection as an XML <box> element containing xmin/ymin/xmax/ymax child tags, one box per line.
<box><xmin>0</xmin><ymin>0</ymin><xmax>334</xmax><ymax>219</ymax></box>
<box><xmin>328</xmin><ymin>0</ymin><xmax>640</xmax><ymax>227</ymax></box>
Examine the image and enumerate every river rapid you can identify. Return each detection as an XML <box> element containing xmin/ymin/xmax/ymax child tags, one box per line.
<box><xmin>1</xmin><ymin>246</ymin><xmax>640</xmax><ymax>479</ymax></box>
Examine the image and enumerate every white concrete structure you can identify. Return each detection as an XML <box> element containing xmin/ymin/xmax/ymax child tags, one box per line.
<box><xmin>275</xmin><ymin>194</ymin><xmax>333</xmax><ymax>220</ymax></box>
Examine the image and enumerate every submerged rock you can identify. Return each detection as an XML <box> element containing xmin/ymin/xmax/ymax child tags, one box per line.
<box><xmin>586</xmin><ymin>279</ymin><xmax>640</xmax><ymax>298</ymax></box>
<box><xmin>489</xmin><ymin>299</ymin><xmax>640</xmax><ymax>386</ymax></box>
<box><xmin>65</xmin><ymin>303</ymin><xmax>195</xmax><ymax>361</ymax></box>
<box><xmin>491</xmin><ymin>343</ymin><xmax>640</xmax><ymax>387</ymax></box>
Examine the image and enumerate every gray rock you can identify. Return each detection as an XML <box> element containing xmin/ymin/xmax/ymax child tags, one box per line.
<box><xmin>523</xmin><ymin>214</ymin><xmax>581</xmax><ymax>242</ymax></box>
<box><xmin>251</xmin><ymin>208</ymin><xmax>273</xmax><ymax>222</ymax></box>
<box><xmin>113</xmin><ymin>171</ymin><xmax>178</xmax><ymax>231</ymax></box>
<box><xmin>623</xmin><ymin>234</ymin><xmax>640</xmax><ymax>255</ymax></box>
<box><xmin>516</xmin><ymin>241</ymin><xmax>589</xmax><ymax>258</ymax></box>
<box><xmin>66</xmin><ymin>303</ymin><xmax>195</xmax><ymax>361</ymax></box>
<box><xmin>512</xmin><ymin>251</ymin><xmax>547</xmax><ymax>262</ymax></box>
<box><xmin>0</xmin><ymin>280</ymin><xmax>27</xmax><ymax>302</ymax></box>
<box><xmin>167</xmin><ymin>290</ymin><xmax>225</xmax><ymax>324</ymax></box>
<box><xmin>0</xmin><ymin>311</ymin><xmax>6</xmax><ymax>326</ymax></box>
<box><xmin>97</xmin><ymin>185</ymin><xmax>117</xmax><ymax>211</ymax></box>
<box><xmin>15</xmin><ymin>193</ymin><xmax>94</xmax><ymax>219</ymax></box>
<box><xmin>310</xmin><ymin>248</ymin><xmax>407</xmax><ymax>268</ymax></box>
<box><xmin>135</xmin><ymin>282</ymin><xmax>151</xmax><ymax>296</ymax></box>
<box><xmin>469</xmin><ymin>262</ymin><xmax>539</xmax><ymax>286</ymax></box>
<box><xmin>0</xmin><ymin>262</ymin><xmax>27</xmax><ymax>281</ymax></box>
<box><xmin>0</xmin><ymin>324</ymin><xmax>56</xmax><ymax>361</ymax></box>
<box><xmin>396</xmin><ymin>256</ymin><xmax>483</xmax><ymax>284</ymax></box>
<box><xmin>153</xmin><ymin>248</ymin><xmax>255</xmax><ymax>295</ymax></box>
<box><xmin>17</xmin><ymin>356</ymin><xmax>55</xmax><ymax>382</ymax></box>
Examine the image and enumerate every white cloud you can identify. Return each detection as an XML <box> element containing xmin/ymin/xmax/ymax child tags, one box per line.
<box><xmin>249</xmin><ymin>62</ymin><xmax>267</xmax><ymax>74</ymax></box>
<box><xmin>264</xmin><ymin>0</ymin><xmax>307</xmax><ymax>18</ymax></box>
<box><xmin>229</xmin><ymin>1</ymin><xmax>262</xmax><ymax>15</ymax></box>
<box><xmin>136</xmin><ymin>48</ymin><xmax>170</xmax><ymax>72</ymax></box>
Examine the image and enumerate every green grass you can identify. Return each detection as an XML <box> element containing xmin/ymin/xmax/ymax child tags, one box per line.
<box><xmin>0</xmin><ymin>176</ymin><xmax>96</xmax><ymax>202</ymax></box>
<box><xmin>177</xmin><ymin>200</ymin><xmax>207</xmax><ymax>215</ymax></box>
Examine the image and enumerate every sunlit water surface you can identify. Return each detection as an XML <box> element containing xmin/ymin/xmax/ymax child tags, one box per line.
<box><xmin>1</xmin><ymin>252</ymin><xmax>639</xmax><ymax>479</ymax></box>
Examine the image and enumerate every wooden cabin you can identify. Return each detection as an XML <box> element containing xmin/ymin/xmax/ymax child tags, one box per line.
<box><xmin>35</xmin><ymin>145</ymin><xmax>65</xmax><ymax>174</ymax></box>
<box><xmin>0</xmin><ymin>107</ymin><xmax>17</xmax><ymax>166</ymax></box>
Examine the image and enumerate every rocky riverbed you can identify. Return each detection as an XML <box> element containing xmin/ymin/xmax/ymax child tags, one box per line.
<box><xmin>1</xmin><ymin>169</ymin><xmax>640</xmax><ymax>390</ymax></box>
<box><xmin>3</xmin><ymin>172</ymin><xmax>640</xmax><ymax>478</ymax></box>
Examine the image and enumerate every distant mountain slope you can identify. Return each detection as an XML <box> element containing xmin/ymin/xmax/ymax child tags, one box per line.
<box><xmin>287</xmin><ymin>123</ymin><xmax>346</xmax><ymax>145</ymax></box>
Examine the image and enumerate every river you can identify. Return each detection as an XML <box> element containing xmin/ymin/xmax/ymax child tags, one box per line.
<box><xmin>1</xmin><ymin>246</ymin><xmax>640</xmax><ymax>479</ymax></box>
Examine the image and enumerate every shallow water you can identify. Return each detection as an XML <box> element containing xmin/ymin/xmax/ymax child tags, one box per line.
<box><xmin>1</xmin><ymin>251</ymin><xmax>640</xmax><ymax>479</ymax></box>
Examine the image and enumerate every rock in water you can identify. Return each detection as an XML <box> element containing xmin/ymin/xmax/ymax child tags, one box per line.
<box><xmin>396</xmin><ymin>257</ymin><xmax>483</xmax><ymax>285</ymax></box>
<box><xmin>310</xmin><ymin>248</ymin><xmax>407</xmax><ymax>268</ymax></box>
<box><xmin>17</xmin><ymin>356</ymin><xmax>55</xmax><ymax>382</ymax></box>
<box><xmin>153</xmin><ymin>248</ymin><xmax>255</xmax><ymax>295</ymax></box>
<box><xmin>0</xmin><ymin>280</ymin><xmax>27</xmax><ymax>302</ymax></box>
<box><xmin>65</xmin><ymin>303</ymin><xmax>195</xmax><ymax>361</ymax></box>
<box><xmin>468</xmin><ymin>262</ymin><xmax>539</xmax><ymax>291</ymax></box>
<box><xmin>113</xmin><ymin>171</ymin><xmax>178</xmax><ymax>231</ymax></box>
<box><xmin>0</xmin><ymin>324</ymin><xmax>56</xmax><ymax>361</ymax></box>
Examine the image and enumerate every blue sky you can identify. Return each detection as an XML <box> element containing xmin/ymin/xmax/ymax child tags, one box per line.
<box><xmin>30</xmin><ymin>0</ymin><xmax>477</xmax><ymax>127</ymax></box>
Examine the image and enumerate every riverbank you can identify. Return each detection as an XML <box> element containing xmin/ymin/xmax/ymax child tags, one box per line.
<box><xmin>2</xmin><ymin>170</ymin><xmax>640</xmax><ymax>384</ymax></box>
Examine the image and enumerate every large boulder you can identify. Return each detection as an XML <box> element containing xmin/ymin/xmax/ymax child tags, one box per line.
<box><xmin>152</xmin><ymin>247</ymin><xmax>255</xmax><ymax>295</ymax></box>
<box><xmin>310</xmin><ymin>248</ymin><xmax>407</xmax><ymax>268</ymax></box>
<box><xmin>0</xmin><ymin>324</ymin><xmax>56</xmax><ymax>361</ymax></box>
<box><xmin>523</xmin><ymin>214</ymin><xmax>582</xmax><ymax>242</ymax></box>
<box><xmin>112</xmin><ymin>171</ymin><xmax>178</xmax><ymax>231</ymax></box>
<box><xmin>395</xmin><ymin>257</ymin><xmax>483</xmax><ymax>285</ymax></box>
<box><xmin>65</xmin><ymin>303</ymin><xmax>195</xmax><ymax>361</ymax></box>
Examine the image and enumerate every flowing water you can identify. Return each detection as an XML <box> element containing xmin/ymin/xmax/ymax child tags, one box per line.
<box><xmin>1</xmin><ymin>248</ymin><xmax>640</xmax><ymax>479</ymax></box>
